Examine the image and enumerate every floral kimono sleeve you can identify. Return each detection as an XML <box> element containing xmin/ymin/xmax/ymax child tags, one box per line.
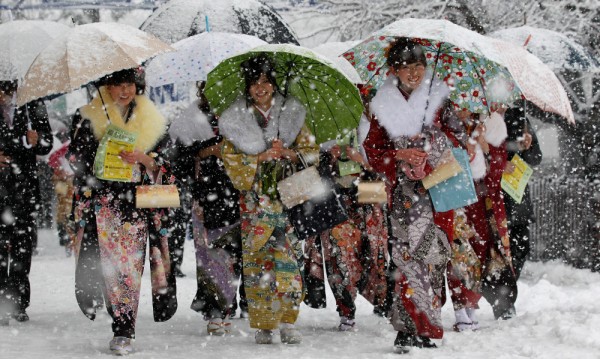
<box><xmin>221</xmin><ymin>138</ymin><xmax>259</xmax><ymax>192</ymax></box>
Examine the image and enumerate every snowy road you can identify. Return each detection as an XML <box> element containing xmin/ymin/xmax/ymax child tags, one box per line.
<box><xmin>1</xmin><ymin>230</ymin><xmax>599</xmax><ymax>358</ymax></box>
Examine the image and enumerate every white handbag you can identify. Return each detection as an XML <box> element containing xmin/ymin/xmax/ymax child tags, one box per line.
<box><xmin>277</xmin><ymin>155</ymin><xmax>327</xmax><ymax>209</ymax></box>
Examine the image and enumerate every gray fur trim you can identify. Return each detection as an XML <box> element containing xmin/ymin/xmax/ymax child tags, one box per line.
<box><xmin>219</xmin><ymin>94</ymin><xmax>306</xmax><ymax>155</ymax></box>
<box><xmin>169</xmin><ymin>99</ymin><xmax>216</xmax><ymax>146</ymax></box>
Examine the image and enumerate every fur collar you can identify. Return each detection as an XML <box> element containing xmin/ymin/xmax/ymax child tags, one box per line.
<box><xmin>481</xmin><ymin>112</ymin><xmax>508</xmax><ymax>147</ymax></box>
<box><xmin>219</xmin><ymin>93</ymin><xmax>306</xmax><ymax>155</ymax></box>
<box><xmin>169</xmin><ymin>99</ymin><xmax>216</xmax><ymax>146</ymax></box>
<box><xmin>370</xmin><ymin>72</ymin><xmax>449</xmax><ymax>139</ymax></box>
<box><xmin>80</xmin><ymin>87</ymin><xmax>168</xmax><ymax>152</ymax></box>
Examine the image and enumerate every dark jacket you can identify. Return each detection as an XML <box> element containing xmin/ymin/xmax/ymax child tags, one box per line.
<box><xmin>504</xmin><ymin>103</ymin><xmax>543</xmax><ymax>225</ymax></box>
<box><xmin>0</xmin><ymin>100</ymin><xmax>52</xmax><ymax>204</ymax></box>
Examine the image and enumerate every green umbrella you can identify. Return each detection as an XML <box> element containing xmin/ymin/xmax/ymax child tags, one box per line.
<box><xmin>204</xmin><ymin>44</ymin><xmax>364</xmax><ymax>144</ymax></box>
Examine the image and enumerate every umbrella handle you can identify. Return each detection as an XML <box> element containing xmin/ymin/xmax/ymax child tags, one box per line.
<box><xmin>22</xmin><ymin>107</ymin><xmax>33</xmax><ymax>149</ymax></box>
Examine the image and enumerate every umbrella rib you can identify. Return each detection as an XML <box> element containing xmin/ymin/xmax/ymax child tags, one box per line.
<box><xmin>297</xmin><ymin>70</ymin><xmax>361</xmax><ymax>120</ymax></box>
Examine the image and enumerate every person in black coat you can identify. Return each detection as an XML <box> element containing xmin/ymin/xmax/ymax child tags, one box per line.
<box><xmin>504</xmin><ymin>101</ymin><xmax>543</xmax><ymax>280</ymax></box>
<box><xmin>0</xmin><ymin>80</ymin><xmax>52</xmax><ymax>325</ymax></box>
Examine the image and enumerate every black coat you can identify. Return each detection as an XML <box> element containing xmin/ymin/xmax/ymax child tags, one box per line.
<box><xmin>170</xmin><ymin>135</ymin><xmax>240</xmax><ymax>230</ymax></box>
<box><xmin>504</xmin><ymin>103</ymin><xmax>543</xmax><ymax>225</ymax></box>
<box><xmin>0</xmin><ymin>100</ymin><xmax>52</xmax><ymax>206</ymax></box>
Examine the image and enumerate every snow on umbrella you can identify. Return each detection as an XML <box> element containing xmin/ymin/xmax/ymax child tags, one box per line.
<box><xmin>145</xmin><ymin>31</ymin><xmax>267</xmax><ymax>87</ymax></box>
<box><xmin>204</xmin><ymin>44</ymin><xmax>364</xmax><ymax>144</ymax></box>
<box><xmin>16</xmin><ymin>22</ymin><xmax>174</xmax><ymax>107</ymax></box>
<box><xmin>343</xmin><ymin>18</ymin><xmax>522</xmax><ymax>114</ymax></box>
<box><xmin>490</xmin><ymin>26</ymin><xmax>600</xmax><ymax>72</ymax></box>
<box><xmin>0</xmin><ymin>20</ymin><xmax>70</xmax><ymax>82</ymax></box>
<box><xmin>311</xmin><ymin>41</ymin><xmax>364</xmax><ymax>84</ymax></box>
<box><xmin>478</xmin><ymin>36</ymin><xmax>575</xmax><ymax>124</ymax></box>
<box><xmin>140</xmin><ymin>0</ymin><xmax>299</xmax><ymax>45</ymax></box>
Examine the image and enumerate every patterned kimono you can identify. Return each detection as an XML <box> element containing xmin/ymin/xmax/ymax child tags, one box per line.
<box><xmin>363</xmin><ymin>75</ymin><xmax>452</xmax><ymax>339</ymax></box>
<box><xmin>303</xmin><ymin>150</ymin><xmax>389</xmax><ymax>319</ymax></box>
<box><xmin>442</xmin><ymin>112</ymin><xmax>516</xmax><ymax>318</ymax></box>
<box><xmin>69</xmin><ymin>88</ymin><xmax>177</xmax><ymax>338</ymax></box>
<box><xmin>220</xmin><ymin>95</ymin><xmax>319</xmax><ymax>330</ymax></box>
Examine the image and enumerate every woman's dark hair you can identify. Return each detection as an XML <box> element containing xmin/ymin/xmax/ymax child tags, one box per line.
<box><xmin>241</xmin><ymin>54</ymin><xmax>278</xmax><ymax>102</ymax></box>
<box><xmin>99</xmin><ymin>67</ymin><xmax>146</xmax><ymax>95</ymax></box>
<box><xmin>385</xmin><ymin>37</ymin><xmax>427</xmax><ymax>69</ymax></box>
<box><xmin>0</xmin><ymin>80</ymin><xmax>18</xmax><ymax>94</ymax></box>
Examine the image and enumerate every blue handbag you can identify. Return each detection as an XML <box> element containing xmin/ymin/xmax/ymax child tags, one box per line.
<box><xmin>428</xmin><ymin>148</ymin><xmax>478</xmax><ymax>212</ymax></box>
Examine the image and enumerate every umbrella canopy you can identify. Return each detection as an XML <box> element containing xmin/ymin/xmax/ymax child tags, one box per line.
<box><xmin>17</xmin><ymin>22</ymin><xmax>173</xmax><ymax>107</ymax></box>
<box><xmin>145</xmin><ymin>31</ymin><xmax>267</xmax><ymax>87</ymax></box>
<box><xmin>204</xmin><ymin>44</ymin><xmax>364</xmax><ymax>144</ymax></box>
<box><xmin>0</xmin><ymin>20</ymin><xmax>70</xmax><ymax>82</ymax></box>
<box><xmin>490</xmin><ymin>26</ymin><xmax>600</xmax><ymax>72</ymax></box>
<box><xmin>478</xmin><ymin>37</ymin><xmax>575</xmax><ymax>124</ymax></box>
<box><xmin>343</xmin><ymin>18</ymin><xmax>522</xmax><ymax>114</ymax></box>
<box><xmin>140</xmin><ymin>0</ymin><xmax>299</xmax><ymax>45</ymax></box>
<box><xmin>311</xmin><ymin>41</ymin><xmax>364</xmax><ymax>84</ymax></box>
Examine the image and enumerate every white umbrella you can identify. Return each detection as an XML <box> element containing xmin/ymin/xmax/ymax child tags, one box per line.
<box><xmin>0</xmin><ymin>20</ymin><xmax>70</xmax><ymax>82</ymax></box>
<box><xmin>490</xmin><ymin>26</ymin><xmax>600</xmax><ymax>72</ymax></box>
<box><xmin>17</xmin><ymin>22</ymin><xmax>174</xmax><ymax>107</ymax></box>
<box><xmin>311</xmin><ymin>41</ymin><xmax>364</xmax><ymax>84</ymax></box>
<box><xmin>478</xmin><ymin>37</ymin><xmax>575</xmax><ymax>124</ymax></box>
<box><xmin>145</xmin><ymin>31</ymin><xmax>267</xmax><ymax>87</ymax></box>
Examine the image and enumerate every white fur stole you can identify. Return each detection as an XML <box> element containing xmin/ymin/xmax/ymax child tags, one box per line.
<box><xmin>370</xmin><ymin>72</ymin><xmax>450</xmax><ymax>139</ymax></box>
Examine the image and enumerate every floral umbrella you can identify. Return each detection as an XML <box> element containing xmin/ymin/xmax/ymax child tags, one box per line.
<box><xmin>343</xmin><ymin>18</ymin><xmax>522</xmax><ymax>114</ymax></box>
<box><xmin>204</xmin><ymin>44</ymin><xmax>364</xmax><ymax>144</ymax></box>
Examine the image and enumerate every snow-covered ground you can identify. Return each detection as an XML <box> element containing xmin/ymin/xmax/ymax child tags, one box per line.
<box><xmin>2</xmin><ymin>229</ymin><xmax>599</xmax><ymax>358</ymax></box>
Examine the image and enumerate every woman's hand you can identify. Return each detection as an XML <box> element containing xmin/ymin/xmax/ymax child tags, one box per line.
<box><xmin>120</xmin><ymin>150</ymin><xmax>157</xmax><ymax>173</ymax></box>
<box><xmin>395</xmin><ymin>148</ymin><xmax>427</xmax><ymax>167</ymax></box>
<box><xmin>26</xmin><ymin>130</ymin><xmax>39</xmax><ymax>148</ymax></box>
<box><xmin>329</xmin><ymin>144</ymin><xmax>342</xmax><ymax>159</ymax></box>
<box><xmin>257</xmin><ymin>147</ymin><xmax>282</xmax><ymax>163</ymax></box>
<box><xmin>0</xmin><ymin>151</ymin><xmax>11</xmax><ymax>168</ymax></box>
<box><xmin>346</xmin><ymin>146</ymin><xmax>373</xmax><ymax>171</ymax></box>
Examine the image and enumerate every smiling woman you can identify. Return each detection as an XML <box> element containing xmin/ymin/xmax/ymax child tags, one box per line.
<box><xmin>218</xmin><ymin>54</ymin><xmax>319</xmax><ymax>345</ymax></box>
<box><xmin>67</xmin><ymin>67</ymin><xmax>178</xmax><ymax>355</ymax></box>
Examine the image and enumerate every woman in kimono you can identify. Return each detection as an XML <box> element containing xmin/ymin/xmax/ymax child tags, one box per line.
<box><xmin>304</xmin><ymin>123</ymin><xmax>389</xmax><ymax>332</ymax></box>
<box><xmin>169</xmin><ymin>81</ymin><xmax>242</xmax><ymax>336</ymax></box>
<box><xmin>362</xmin><ymin>38</ymin><xmax>453</xmax><ymax>354</ymax></box>
<box><xmin>68</xmin><ymin>68</ymin><xmax>177</xmax><ymax>355</ymax></box>
<box><xmin>442</xmin><ymin>106</ymin><xmax>517</xmax><ymax>326</ymax></box>
<box><xmin>219</xmin><ymin>55</ymin><xmax>319</xmax><ymax>345</ymax></box>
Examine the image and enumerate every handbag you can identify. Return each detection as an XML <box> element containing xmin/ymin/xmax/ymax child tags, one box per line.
<box><xmin>136</xmin><ymin>184</ymin><xmax>181</xmax><ymax>208</ymax></box>
<box><xmin>421</xmin><ymin>148</ymin><xmax>463</xmax><ymax>189</ymax></box>
<box><xmin>428</xmin><ymin>148</ymin><xmax>478</xmax><ymax>212</ymax></box>
<box><xmin>357</xmin><ymin>181</ymin><xmax>387</xmax><ymax>204</ymax></box>
<box><xmin>286</xmin><ymin>153</ymin><xmax>349</xmax><ymax>240</ymax></box>
<box><xmin>277</xmin><ymin>164</ymin><xmax>326</xmax><ymax>209</ymax></box>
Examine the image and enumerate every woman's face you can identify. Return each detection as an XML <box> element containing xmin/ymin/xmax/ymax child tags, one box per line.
<box><xmin>249</xmin><ymin>73</ymin><xmax>274</xmax><ymax>109</ymax></box>
<box><xmin>391</xmin><ymin>62</ymin><xmax>426</xmax><ymax>93</ymax></box>
<box><xmin>107</xmin><ymin>82</ymin><xmax>136</xmax><ymax>107</ymax></box>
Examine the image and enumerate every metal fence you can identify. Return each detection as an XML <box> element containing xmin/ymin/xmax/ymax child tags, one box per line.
<box><xmin>529</xmin><ymin>175</ymin><xmax>600</xmax><ymax>270</ymax></box>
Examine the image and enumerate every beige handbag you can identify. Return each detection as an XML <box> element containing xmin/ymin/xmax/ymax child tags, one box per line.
<box><xmin>357</xmin><ymin>181</ymin><xmax>388</xmax><ymax>204</ymax></box>
<box><xmin>421</xmin><ymin>149</ymin><xmax>463</xmax><ymax>190</ymax></box>
<box><xmin>277</xmin><ymin>165</ymin><xmax>327</xmax><ymax>209</ymax></box>
<box><xmin>135</xmin><ymin>184</ymin><xmax>181</xmax><ymax>208</ymax></box>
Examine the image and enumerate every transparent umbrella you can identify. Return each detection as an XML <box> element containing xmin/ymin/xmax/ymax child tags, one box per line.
<box><xmin>16</xmin><ymin>22</ymin><xmax>173</xmax><ymax>107</ymax></box>
<box><xmin>0</xmin><ymin>20</ymin><xmax>69</xmax><ymax>82</ymax></box>
<box><xmin>145</xmin><ymin>31</ymin><xmax>267</xmax><ymax>87</ymax></box>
